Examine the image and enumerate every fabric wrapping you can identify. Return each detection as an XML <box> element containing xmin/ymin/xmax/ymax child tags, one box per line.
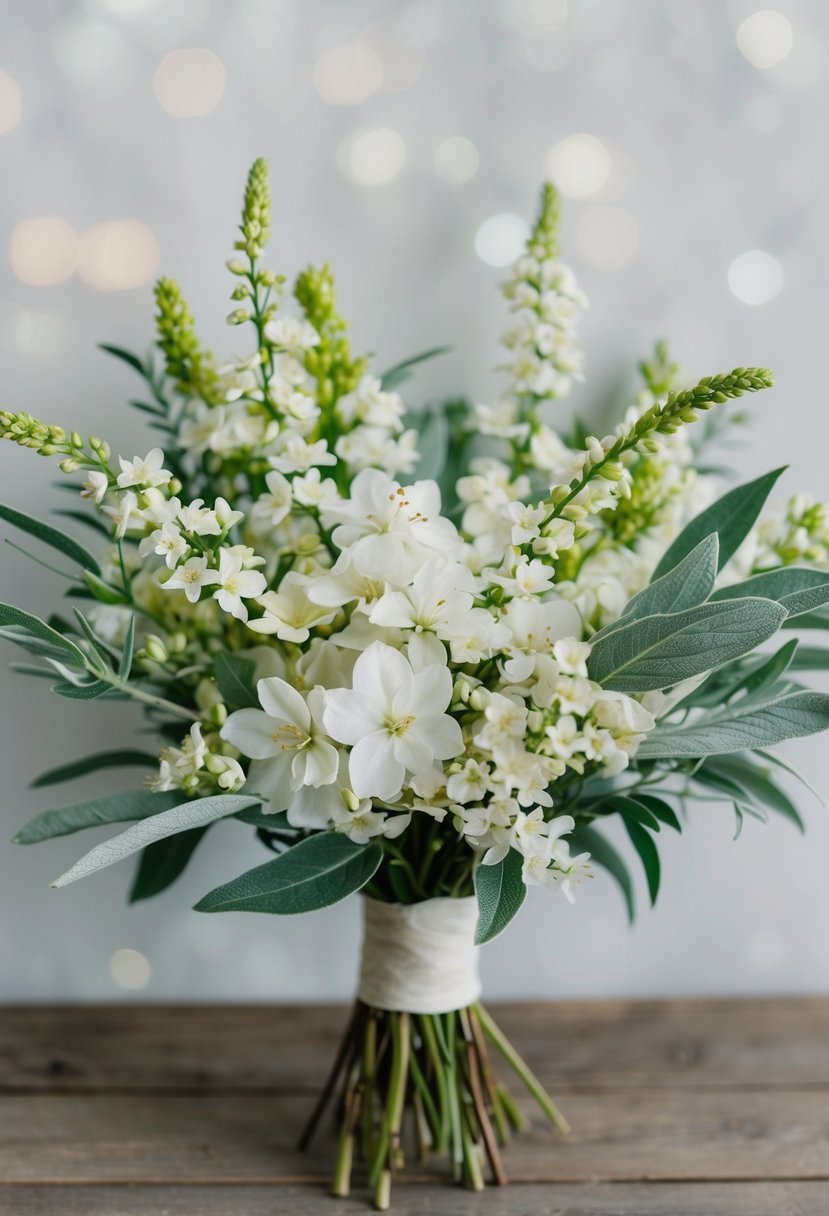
<box><xmin>358</xmin><ymin>895</ymin><xmax>482</xmax><ymax>1014</ymax></box>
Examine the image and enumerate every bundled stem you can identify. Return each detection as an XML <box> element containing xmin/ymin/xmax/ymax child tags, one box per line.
<box><xmin>299</xmin><ymin>1001</ymin><xmax>567</xmax><ymax>1210</ymax></box>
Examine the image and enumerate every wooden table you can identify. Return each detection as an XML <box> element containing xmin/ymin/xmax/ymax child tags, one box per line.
<box><xmin>0</xmin><ymin>999</ymin><xmax>827</xmax><ymax>1214</ymax></box>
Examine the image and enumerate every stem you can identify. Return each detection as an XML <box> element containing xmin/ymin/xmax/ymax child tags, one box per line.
<box><xmin>102</xmin><ymin>672</ymin><xmax>201</xmax><ymax>722</ymax></box>
<box><xmin>474</xmin><ymin>1003</ymin><xmax>570</xmax><ymax>1134</ymax></box>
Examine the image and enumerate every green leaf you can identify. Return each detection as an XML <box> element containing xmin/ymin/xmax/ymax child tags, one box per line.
<box><xmin>380</xmin><ymin>345</ymin><xmax>451</xmax><ymax>390</ymax></box>
<box><xmin>129</xmin><ymin>827</ymin><xmax>210</xmax><ymax>903</ymax></box>
<box><xmin>711</xmin><ymin>567</ymin><xmax>829</xmax><ymax>618</ymax></box>
<box><xmin>72</xmin><ymin>608</ymin><xmax>113</xmax><ymax>669</ymax></box>
<box><xmin>0</xmin><ymin>503</ymin><xmax>101</xmax><ymax>575</ymax></box>
<box><xmin>652</xmin><ymin>467</ymin><xmax>786</xmax><ymax>579</ymax></box>
<box><xmin>118</xmin><ymin>614</ymin><xmax>136</xmax><ymax>680</ymax></box>
<box><xmin>474</xmin><ymin>849</ymin><xmax>527</xmax><ymax>944</ymax></box>
<box><xmin>14</xmin><ymin>789</ymin><xmax>181</xmax><ymax>844</ymax></box>
<box><xmin>83</xmin><ymin>570</ymin><xmax>129</xmax><ymax>605</ymax></box>
<box><xmin>623</xmin><ymin>820</ymin><xmax>660</xmax><ymax>906</ymax></box>
<box><xmin>31</xmin><ymin>749</ymin><xmax>159</xmax><ymax>789</ymax></box>
<box><xmin>608</xmin><ymin>535</ymin><xmax>719</xmax><ymax>631</ymax></box>
<box><xmin>610</xmin><ymin>796</ymin><xmax>662</xmax><ymax>833</ymax></box>
<box><xmin>98</xmin><ymin>342</ymin><xmax>149</xmax><ymax>379</ymax></box>
<box><xmin>52</xmin><ymin>509</ymin><xmax>111</xmax><ymax>538</ymax></box>
<box><xmin>570</xmin><ymin>826</ymin><xmax>634</xmax><ymax>921</ymax></box>
<box><xmin>52</xmin><ymin>794</ymin><xmax>260</xmax><ymax>887</ymax></box>
<box><xmin>634</xmin><ymin>794</ymin><xmax>682</xmax><ymax>833</ymax></box>
<box><xmin>730</xmin><ymin>638</ymin><xmax>798</xmax><ymax>700</ymax></box>
<box><xmin>754</xmin><ymin>748</ymin><xmax>824</xmax><ymax>805</ymax></box>
<box><xmin>782</xmin><ymin>610</ymin><xmax>829</xmax><ymax>631</ymax></box>
<box><xmin>213</xmin><ymin>652</ymin><xmax>259</xmax><ymax>710</ymax></box>
<box><xmin>704</xmin><ymin>755</ymin><xmax>805</xmax><ymax>832</ymax></box>
<box><xmin>789</xmin><ymin>646</ymin><xmax>829</xmax><ymax>671</ymax></box>
<box><xmin>193</xmin><ymin>833</ymin><xmax>382</xmax><ymax>915</ymax></box>
<box><xmin>234</xmin><ymin>805</ymin><xmax>289</xmax><ymax>830</ymax></box>
<box><xmin>638</xmin><ymin>690</ymin><xmax>829</xmax><ymax>758</ymax></box>
<box><xmin>410</xmin><ymin>407</ymin><xmax>450</xmax><ymax>482</ymax></box>
<box><xmin>52</xmin><ymin>678</ymin><xmax>112</xmax><ymax>700</ymax></box>
<box><xmin>0</xmin><ymin>603</ymin><xmax>86</xmax><ymax>666</ymax></box>
<box><xmin>587</xmin><ymin>597</ymin><xmax>786</xmax><ymax>693</ymax></box>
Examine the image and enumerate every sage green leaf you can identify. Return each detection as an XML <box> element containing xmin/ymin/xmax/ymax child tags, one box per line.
<box><xmin>652</xmin><ymin>467</ymin><xmax>786</xmax><ymax>579</ymax></box>
<box><xmin>0</xmin><ymin>503</ymin><xmax>101</xmax><ymax>575</ymax></box>
<box><xmin>730</xmin><ymin>638</ymin><xmax>798</xmax><ymax>701</ymax></box>
<box><xmin>782</xmin><ymin>610</ymin><xmax>829</xmax><ymax>631</ymax></box>
<box><xmin>52</xmin><ymin>794</ymin><xmax>260</xmax><ymax>887</ymax></box>
<box><xmin>474</xmin><ymin>848</ymin><xmax>526</xmax><ymax>944</ymax></box>
<box><xmin>609</xmin><ymin>535</ymin><xmax>719</xmax><ymax>631</ymax></box>
<box><xmin>98</xmin><ymin>342</ymin><xmax>149</xmax><ymax>379</ymax></box>
<box><xmin>52</xmin><ymin>678</ymin><xmax>112</xmax><ymax>700</ymax></box>
<box><xmin>0</xmin><ymin>603</ymin><xmax>86</xmax><ymax>666</ymax></box>
<box><xmin>83</xmin><ymin>571</ymin><xmax>130</xmax><ymax>605</ymax></box>
<box><xmin>789</xmin><ymin>646</ymin><xmax>829</xmax><ymax>671</ymax></box>
<box><xmin>15</xmin><ymin>789</ymin><xmax>181</xmax><ymax>844</ymax></box>
<box><xmin>610</xmin><ymin>796</ymin><xmax>662</xmax><ymax>833</ymax></box>
<box><xmin>409</xmin><ymin>407</ymin><xmax>450</xmax><ymax>482</ymax></box>
<box><xmin>711</xmin><ymin>567</ymin><xmax>829</xmax><ymax>618</ymax></box>
<box><xmin>637</xmin><ymin>690</ymin><xmax>829</xmax><ymax>758</ymax></box>
<box><xmin>31</xmin><ymin>749</ymin><xmax>159</xmax><ymax>789</ymax></box>
<box><xmin>213</xmin><ymin>651</ymin><xmax>259</xmax><ymax>710</ymax></box>
<box><xmin>129</xmin><ymin>827</ymin><xmax>210</xmax><ymax>903</ymax></box>
<box><xmin>380</xmin><ymin>345</ymin><xmax>451</xmax><ymax>390</ymax></box>
<box><xmin>703</xmin><ymin>755</ymin><xmax>804</xmax><ymax>832</ymax></box>
<box><xmin>624</xmin><ymin>820</ymin><xmax>660</xmax><ymax>906</ymax></box>
<box><xmin>570</xmin><ymin>826</ymin><xmax>634</xmax><ymax>922</ymax></box>
<box><xmin>634</xmin><ymin>794</ymin><xmax>682</xmax><ymax>833</ymax></box>
<box><xmin>193</xmin><ymin>833</ymin><xmax>383</xmax><ymax>914</ymax></box>
<box><xmin>234</xmin><ymin>805</ymin><xmax>289</xmax><ymax>830</ymax></box>
<box><xmin>754</xmin><ymin>748</ymin><xmax>824</xmax><ymax>805</ymax></box>
<box><xmin>118</xmin><ymin>614</ymin><xmax>136</xmax><ymax>680</ymax></box>
<box><xmin>587</xmin><ymin>597</ymin><xmax>786</xmax><ymax>693</ymax></box>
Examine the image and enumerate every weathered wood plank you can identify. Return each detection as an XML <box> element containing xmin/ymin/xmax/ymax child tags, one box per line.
<box><xmin>0</xmin><ymin>1089</ymin><xmax>827</xmax><ymax>1184</ymax></box>
<box><xmin>1</xmin><ymin>1182</ymin><xmax>827</xmax><ymax>1216</ymax></box>
<box><xmin>2</xmin><ymin>999</ymin><xmax>828</xmax><ymax>1093</ymax></box>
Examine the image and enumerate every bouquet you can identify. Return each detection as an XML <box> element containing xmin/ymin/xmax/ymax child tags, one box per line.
<box><xmin>3</xmin><ymin>159</ymin><xmax>829</xmax><ymax>1208</ymax></box>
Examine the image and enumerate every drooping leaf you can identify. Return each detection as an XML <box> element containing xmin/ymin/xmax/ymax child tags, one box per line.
<box><xmin>623</xmin><ymin>820</ymin><xmax>660</xmax><ymax>906</ymax></box>
<box><xmin>0</xmin><ymin>603</ymin><xmax>86</xmax><ymax>666</ymax></box>
<box><xmin>98</xmin><ymin>342</ymin><xmax>149</xmax><ymax>379</ymax></box>
<box><xmin>30</xmin><ymin>749</ymin><xmax>159</xmax><ymax>789</ymax></box>
<box><xmin>474</xmin><ymin>848</ymin><xmax>526</xmax><ymax>944</ymax></box>
<box><xmin>754</xmin><ymin>749</ymin><xmax>824</xmax><ymax>805</ymax></box>
<box><xmin>729</xmin><ymin>638</ymin><xmax>798</xmax><ymax>701</ymax></box>
<box><xmin>213</xmin><ymin>652</ymin><xmax>259</xmax><ymax>710</ymax></box>
<box><xmin>587</xmin><ymin>597</ymin><xmax>786</xmax><ymax>693</ymax></box>
<box><xmin>634</xmin><ymin>794</ymin><xmax>682</xmax><ymax>833</ymax></box>
<box><xmin>52</xmin><ymin>794</ymin><xmax>260</xmax><ymax>887</ymax></box>
<box><xmin>704</xmin><ymin>755</ymin><xmax>805</xmax><ymax>832</ymax></box>
<box><xmin>83</xmin><ymin>570</ymin><xmax>130</xmax><ymax>605</ymax></box>
<box><xmin>652</xmin><ymin>467</ymin><xmax>786</xmax><ymax>579</ymax></box>
<box><xmin>52</xmin><ymin>678</ymin><xmax>112</xmax><ymax>700</ymax></box>
<box><xmin>129</xmin><ymin>828</ymin><xmax>210</xmax><ymax>903</ymax></box>
<box><xmin>711</xmin><ymin>567</ymin><xmax>829</xmax><ymax>619</ymax></box>
<box><xmin>609</xmin><ymin>796</ymin><xmax>662</xmax><ymax>833</ymax></box>
<box><xmin>570</xmin><ymin>826</ymin><xmax>634</xmax><ymax>922</ymax></box>
<box><xmin>380</xmin><ymin>345</ymin><xmax>451</xmax><ymax>390</ymax></box>
<box><xmin>0</xmin><ymin>503</ymin><xmax>101</xmax><ymax>575</ymax></box>
<box><xmin>637</xmin><ymin>690</ymin><xmax>829</xmax><ymax>758</ymax></box>
<box><xmin>193</xmin><ymin>832</ymin><xmax>382</xmax><ymax>914</ymax></box>
<box><xmin>14</xmin><ymin>789</ymin><xmax>181</xmax><ymax>844</ymax></box>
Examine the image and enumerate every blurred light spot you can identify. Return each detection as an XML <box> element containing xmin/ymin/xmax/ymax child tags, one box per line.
<box><xmin>575</xmin><ymin>206</ymin><xmax>639</xmax><ymax>271</ymax></box>
<box><xmin>362</xmin><ymin>19</ymin><xmax>425</xmax><ymax>93</ymax></box>
<box><xmin>434</xmin><ymin>136</ymin><xmax>479</xmax><ymax>185</ymax></box>
<box><xmin>736</xmin><ymin>9</ymin><xmax>793</xmax><ymax>69</ymax></box>
<box><xmin>52</xmin><ymin>17</ymin><xmax>139</xmax><ymax>97</ymax></box>
<box><xmin>109</xmin><ymin>947</ymin><xmax>151</xmax><ymax>990</ymax></box>
<box><xmin>727</xmin><ymin>249</ymin><xmax>783</xmax><ymax>305</ymax></box>
<box><xmin>153</xmin><ymin>48</ymin><xmax>226</xmax><ymax>117</ymax></box>
<box><xmin>312</xmin><ymin>43</ymin><xmax>383</xmax><ymax>106</ymax></box>
<box><xmin>475</xmin><ymin>214</ymin><xmax>530</xmax><ymax>267</ymax></box>
<box><xmin>742</xmin><ymin>93</ymin><xmax>782</xmax><ymax>130</ymax></box>
<box><xmin>545</xmin><ymin>133</ymin><xmax>612</xmax><ymax>199</ymax></box>
<box><xmin>746</xmin><ymin>929</ymin><xmax>785</xmax><ymax>969</ymax></box>
<box><xmin>78</xmin><ymin>221</ymin><xmax>160</xmax><ymax>291</ymax></box>
<box><xmin>345</xmin><ymin>127</ymin><xmax>407</xmax><ymax>186</ymax></box>
<box><xmin>99</xmin><ymin>0</ymin><xmax>164</xmax><ymax>14</ymax></box>
<box><xmin>0</xmin><ymin>303</ymin><xmax>67</xmax><ymax>359</ymax></box>
<box><xmin>10</xmin><ymin>218</ymin><xmax>79</xmax><ymax>287</ymax></box>
<box><xmin>496</xmin><ymin>0</ymin><xmax>568</xmax><ymax>36</ymax></box>
<box><xmin>525</xmin><ymin>29</ymin><xmax>570</xmax><ymax>70</ymax></box>
<box><xmin>0</xmin><ymin>71</ymin><xmax>22</xmax><ymax>135</ymax></box>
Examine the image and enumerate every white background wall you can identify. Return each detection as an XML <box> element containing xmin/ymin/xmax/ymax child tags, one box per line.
<box><xmin>1</xmin><ymin>0</ymin><xmax>828</xmax><ymax>1002</ymax></box>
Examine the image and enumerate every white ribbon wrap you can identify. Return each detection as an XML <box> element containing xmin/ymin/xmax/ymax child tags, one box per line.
<box><xmin>358</xmin><ymin>896</ymin><xmax>482</xmax><ymax>1014</ymax></box>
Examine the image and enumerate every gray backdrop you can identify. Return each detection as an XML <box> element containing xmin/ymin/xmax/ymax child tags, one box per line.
<box><xmin>1</xmin><ymin>0</ymin><xmax>827</xmax><ymax>1000</ymax></box>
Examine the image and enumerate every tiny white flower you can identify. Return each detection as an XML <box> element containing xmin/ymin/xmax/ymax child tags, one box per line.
<box><xmin>211</xmin><ymin>546</ymin><xmax>268</xmax><ymax>622</ymax></box>
<box><xmin>178</xmin><ymin>499</ymin><xmax>221</xmax><ymax>536</ymax></box>
<box><xmin>292</xmin><ymin>468</ymin><xmax>340</xmax><ymax>510</ymax></box>
<box><xmin>140</xmin><ymin>521</ymin><xmax>188</xmax><ymax>569</ymax></box>
<box><xmin>249</xmin><ymin>571</ymin><xmax>338</xmax><ymax>642</ymax></box>
<box><xmin>163</xmin><ymin>554</ymin><xmax>220</xmax><ymax>603</ymax></box>
<box><xmin>116</xmin><ymin>447</ymin><xmax>172</xmax><ymax>489</ymax></box>
<box><xmin>264</xmin><ymin>315</ymin><xmax>320</xmax><ymax>351</ymax></box>
<box><xmin>103</xmin><ymin>491</ymin><xmax>143</xmax><ymax>539</ymax></box>
<box><xmin>222</xmin><ymin>678</ymin><xmax>339</xmax><ymax>790</ymax></box>
<box><xmin>80</xmin><ymin>470</ymin><xmax>108</xmax><ymax>504</ymax></box>
<box><xmin>252</xmin><ymin>469</ymin><xmax>294</xmax><ymax>527</ymax></box>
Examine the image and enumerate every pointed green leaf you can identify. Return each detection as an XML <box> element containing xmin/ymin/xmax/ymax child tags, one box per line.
<box><xmin>129</xmin><ymin>827</ymin><xmax>210</xmax><ymax>903</ymax></box>
<box><xmin>610</xmin><ymin>796</ymin><xmax>662</xmax><ymax>833</ymax></box>
<box><xmin>704</xmin><ymin>755</ymin><xmax>805</xmax><ymax>832</ymax></box>
<box><xmin>607</xmin><ymin>535</ymin><xmax>719</xmax><ymax>633</ymax></box>
<box><xmin>0</xmin><ymin>603</ymin><xmax>86</xmax><ymax>665</ymax></box>
<box><xmin>652</xmin><ymin>467</ymin><xmax>786</xmax><ymax>579</ymax></box>
<box><xmin>634</xmin><ymin>794</ymin><xmax>682</xmax><ymax>833</ymax></box>
<box><xmin>193</xmin><ymin>833</ymin><xmax>383</xmax><ymax>914</ymax></box>
<box><xmin>31</xmin><ymin>749</ymin><xmax>159</xmax><ymax>789</ymax></box>
<box><xmin>729</xmin><ymin>638</ymin><xmax>798</xmax><ymax>701</ymax></box>
<box><xmin>83</xmin><ymin>570</ymin><xmax>129</xmax><ymax>605</ymax></box>
<box><xmin>623</xmin><ymin>820</ymin><xmax>660</xmax><ymax>906</ymax></box>
<box><xmin>14</xmin><ymin>789</ymin><xmax>180</xmax><ymax>844</ymax></box>
<box><xmin>98</xmin><ymin>342</ymin><xmax>149</xmax><ymax>378</ymax></box>
<box><xmin>380</xmin><ymin>345</ymin><xmax>451</xmax><ymax>390</ymax></box>
<box><xmin>52</xmin><ymin>678</ymin><xmax>112</xmax><ymax>700</ymax></box>
<box><xmin>711</xmin><ymin>567</ymin><xmax>829</xmax><ymax>618</ymax></box>
<box><xmin>118</xmin><ymin>614</ymin><xmax>136</xmax><ymax>680</ymax></box>
<box><xmin>570</xmin><ymin>826</ymin><xmax>634</xmax><ymax>922</ymax></box>
<box><xmin>474</xmin><ymin>848</ymin><xmax>527</xmax><ymax>944</ymax></box>
<box><xmin>0</xmin><ymin>503</ymin><xmax>101</xmax><ymax>575</ymax></box>
<box><xmin>638</xmin><ymin>690</ymin><xmax>829</xmax><ymax>758</ymax></box>
<box><xmin>213</xmin><ymin>651</ymin><xmax>259</xmax><ymax>710</ymax></box>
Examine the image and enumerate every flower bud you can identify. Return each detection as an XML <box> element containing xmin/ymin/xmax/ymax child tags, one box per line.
<box><xmin>144</xmin><ymin>635</ymin><xmax>169</xmax><ymax>663</ymax></box>
<box><xmin>226</xmin><ymin>258</ymin><xmax>247</xmax><ymax>275</ymax></box>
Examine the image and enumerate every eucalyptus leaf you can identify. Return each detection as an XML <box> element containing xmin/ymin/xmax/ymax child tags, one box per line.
<box><xmin>474</xmin><ymin>848</ymin><xmax>526</xmax><ymax>944</ymax></box>
<box><xmin>193</xmin><ymin>832</ymin><xmax>382</xmax><ymax>914</ymax></box>
<box><xmin>601</xmin><ymin>535</ymin><xmax>719</xmax><ymax>636</ymax></box>
<box><xmin>637</xmin><ymin>690</ymin><xmax>829</xmax><ymax>758</ymax></box>
<box><xmin>587</xmin><ymin>597</ymin><xmax>786</xmax><ymax>693</ymax></box>
<box><xmin>118</xmin><ymin>614</ymin><xmax>136</xmax><ymax>680</ymax></box>
<box><xmin>711</xmin><ymin>567</ymin><xmax>829</xmax><ymax>618</ymax></box>
<box><xmin>15</xmin><ymin>789</ymin><xmax>181</xmax><ymax>844</ymax></box>
<box><xmin>0</xmin><ymin>502</ymin><xmax>101</xmax><ymax>575</ymax></box>
<box><xmin>31</xmin><ymin>749</ymin><xmax>159</xmax><ymax>789</ymax></box>
<box><xmin>623</xmin><ymin>820</ymin><xmax>660</xmax><ymax>906</ymax></box>
<box><xmin>652</xmin><ymin>467</ymin><xmax>785</xmax><ymax>579</ymax></box>
<box><xmin>52</xmin><ymin>794</ymin><xmax>260</xmax><ymax>887</ymax></box>
<box><xmin>704</xmin><ymin>755</ymin><xmax>804</xmax><ymax>832</ymax></box>
<box><xmin>411</xmin><ymin>407</ymin><xmax>450</xmax><ymax>482</ymax></box>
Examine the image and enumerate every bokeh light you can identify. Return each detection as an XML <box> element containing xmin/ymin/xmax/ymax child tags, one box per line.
<box><xmin>474</xmin><ymin>213</ymin><xmax>530</xmax><ymax>267</ymax></box>
<box><xmin>345</xmin><ymin>127</ymin><xmax>407</xmax><ymax>186</ymax></box>
<box><xmin>10</xmin><ymin>218</ymin><xmax>79</xmax><ymax>287</ymax></box>
<box><xmin>575</xmin><ymin>206</ymin><xmax>639</xmax><ymax>272</ymax></box>
<box><xmin>153</xmin><ymin>48</ymin><xmax>226</xmax><ymax>117</ymax></box>
<box><xmin>434</xmin><ymin>136</ymin><xmax>480</xmax><ymax>185</ymax></box>
<box><xmin>545</xmin><ymin>133</ymin><xmax>612</xmax><ymax>199</ymax></box>
<box><xmin>109</xmin><ymin>947</ymin><xmax>152</xmax><ymax>991</ymax></box>
<box><xmin>727</xmin><ymin>249</ymin><xmax>784</xmax><ymax>305</ymax></box>
<box><xmin>0</xmin><ymin>71</ymin><xmax>22</xmax><ymax>135</ymax></box>
<box><xmin>312</xmin><ymin>42</ymin><xmax>383</xmax><ymax>106</ymax></box>
<box><xmin>736</xmin><ymin>10</ymin><xmax>793</xmax><ymax>70</ymax></box>
<box><xmin>78</xmin><ymin>221</ymin><xmax>160</xmax><ymax>292</ymax></box>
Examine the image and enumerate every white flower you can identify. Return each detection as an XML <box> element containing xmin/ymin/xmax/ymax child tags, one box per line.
<box><xmin>335</xmin><ymin>426</ymin><xmax>419</xmax><ymax>477</ymax></box>
<box><xmin>116</xmin><ymin>447</ymin><xmax>172</xmax><ymax>489</ymax></box>
<box><xmin>292</xmin><ymin>468</ymin><xmax>340</xmax><ymax>510</ymax></box>
<box><xmin>501</xmin><ymin>596</ymin><xmax>583</xmax><ymax>682</ymax></box>
<box><xmin>103</xmin><ymin>491</ymin><xmax>144</xmax><ymax>539</ymax></box>
<box><xmin>251</xmin><ymin>469</ymin><xmax>294</xmax><ymax>527</ymax></box>
<box><xmin>80</xmin><ymin>470</ymin><xmax>108</xmax><ymax>504</ymax></box>
<box><xmin>249</xmin><ymin>571</ymin><xmax>338</xmax><ymax>642</ymax></box>
<box><xmin>488</xmin><ymin>559</ymin><xmax>557</xmax><ymax>598</ymax></box>
<box><xmin>306</xmin><ymin>553</ymin><xmax>385</xmax><ymax>611</ymax></box>
<box><xmin>222</xmin><ymin>678</ymin><xmax>339</xmax><ymax>791</ymax></box>
<box><xmin>446</xmin><ymin>758</ymin><xmax>490</xmax><ymax>804</ymax></box>
<box><xmin>552</xmin><ymin>637</ymin><xmax>591</xmax><ymax>677</ymax></box>
<box><xmin>140</xmin><ymin>521</ymin><xmax>188</xmax><ymax>569</ymax></box>
<box><xmin>337</xmin><ymin>375</ymin><xmax>405</xmax><ymax>430</ymax></box>
<box><xmin>178</xmin><ymin>499</ymin><xmax>221</xmax><ymax>536</ymax></box>
<box><xmin>323</xmin><ymin>641</ymin><xmax>464</xmax><ymax>802</ymax></box>
<box><xmin>369</xmin><ymin>558</ymin><xmax>476</xmax><ymax>635</ymax></box>
<box><xmin>163</xmin><ymin>554</ymin><xmax>219</xmax><ymax>603</ymax></box>
<box><xmin>269</xmin><ymin>434</ymin><xmax>336</xmax><ymax>473</ymax></box>
<box><xmin>215</xmin><ymin>497</ymin><xmax>245</xmax><ymax>531</ymax></box>
<box><xmin>264</xmin><ymin>315</ymin><xmax>320</xmax><ymax>351</ymax></box>
<box><xmin>210</xmin><ymin>546</ymin><xmax>268</xmax><ymax>622</ymax></box>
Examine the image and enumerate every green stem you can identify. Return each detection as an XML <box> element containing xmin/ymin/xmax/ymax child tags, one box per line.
<box><xmin>474</xmin><ymin>1003</ymin><xmax>570</xmax><ymax>1134</ymax></box>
